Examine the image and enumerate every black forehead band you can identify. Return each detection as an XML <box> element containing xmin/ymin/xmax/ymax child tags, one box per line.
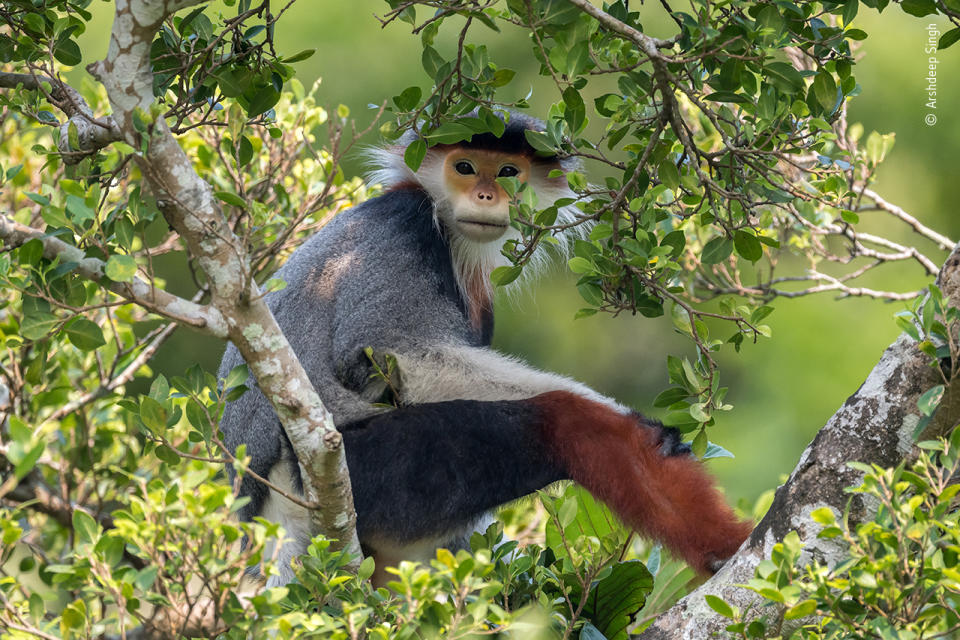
<box><xmin>458</xmin><ymin>121</ymin><xmax>558</xmax><ymax>163</ymax></box>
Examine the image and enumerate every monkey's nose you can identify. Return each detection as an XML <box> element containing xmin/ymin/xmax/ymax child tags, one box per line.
<box><xmin>476</xmin><ymin>190</ymin><xmax>495</xmax><ymax>201</ymax></box>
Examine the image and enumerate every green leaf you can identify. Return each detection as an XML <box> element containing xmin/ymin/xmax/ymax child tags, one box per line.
<box><xmin>701</xmin><ymin>236</ymin><xmax>733</xmax><ymax>265</ymax></box>
<box><xmin>65</xmin><ymin>194</ymin><xmax>95</xmax><ymax>224</ymax></box>
<box><xmin>63</xmin><ymin>317</ymin><xmax>106</xmax><ymax>351</ymax></box>
<box><xmin>114</xmin><ymin>217</ymin><xmax>135</xmax><ymax>250</ymax></box>
<box><xmin>704</xmin><ymin>91</ymin><xmax>750</xmax><ymax>104</ymax></box>
<box><xmin>763</xmin><ymin>62</ymin><xmax>804</xmax><ymax>92</ymax></box>
<box><xmin>692</xmin><ymin>429</ymin><xmax>708</xmax><ymax>456</ymax></box>
<box><xmin>135</xmin><ymin>565</ymin><xmax>159</xmax><ymax>591</ymax></box>
<box><xmin>215</xmin><ymin>191</ymin><xmax>247</xmax><ymax>208</ymax></box>
<box><xmin>562</xmin><ymin>86</ymin><xmax>586</xmax><ymax>133</ymax></box>
<box><xmin>810</xmin><ymin>506</ymin><xmax>836</xmax><ymax>525</ymax></box>
<box><xmin>703</xmin><ymin>441</ymin><xmax>734</xmax><ymax>459</ymax></box>
<box><xmin>635</xmin><ymin>295</ymin><xmax>664</xmax><ymax>318</ymax></box>
<box><xmin>583</xmin><ymin>561</ymin><xmax>653</xmax><ymax>639</ymax></box>
<box><xmin>177</xmin><ymin>6</ymin><xmax>207</xmax><ymax>35</ymax></box>
<box><xmin>784</xmin><ymin>599</ymin><xmax>817</xmax><ymax>620</ymax></box>
<box><xmin>917</xmin><ymin>384</ymin><xmax>944</xmax><ymax>416</ymax></box>
<box><xmin>841</xmin><ymin>0</ymin><xmax>858</xmax><ymax>24</ymax></box>
<box><xmin>594</xmin><ymin>93</ymin><xmax>622</xmax><ymax>117</ymax></box>
<box><xmin>20</xmin><ymin>296</ymin><xmax>58</xmax><ymax>340</ymax></box>
<box><xmin>23</xmin><ymin>12</ymin><xmax>46</xmax><ymax>34</ymax></box>
<box><xmin>185</xmin><ymin>400</ymin><xmax>211</xmax><ymax>438</ymax></box>
<box><xmin>61</xmin><ymin>600</ymin><xmax>87</xmax><ymax>630</ymax></box>
<box><xmin>95</xmin><ymin>535</ymin><xmax>125</xmax><ymax>567</ymax></box>
<box><xmin>840</xmin><ymin>209</ymin><xmax>859</xmax><ymax>224</ymax></box>
<box><xmin>139</xmin><ymin>396</ymin><xmax>168</xmax><ymax>433</ymax></box>
<box><xmin>900</xmin><ymin>0</ymin><xmax>937</xmax><ymax>17</ymax></box>
<box><xmin>19</xmin><ymin>238</ymin><xmax>44</xmax><ymax>265</ymax></box>
<box><xmin>733</xmin><ymin>230</ymin><xmax>762</xmax><ymax>262</ymax></box>
<box><xmin>812</xmin><ymin>72</ymin><xmax>838</xmax><ymax>112</ymax></box>
<box><xmin>704</xmin><ymin>594</ymin><xmax>735</xmax><ymax>619</ymax></box>
<box><xmin>658</xmin><ymin>159</ymin><xmax>680</xmax><ymax>191</ymax></box>
<box><xmin>358</xmin><ymin>555</ymin><xmax>375</xmax><ymax>581</ymax></box>
<box><xmin>424</xmin><ymin>121</ymin><xmax>475</xmax><ymax>145</ymax></box>
<box><xmin>224</xmin><ymin>364</ymin><xmax>249</xmax><ymax>390</ymax></box>
<box><xmin>237</xmin><ymin>136</ymin><xmax>254</xmax><ymax>166</ymax></box>
<box><xmin>568</xmin><ymin>256</ymin><xmax>594</xmax><ymax>274</ymax></box>
<box><xmin>156</xmin><ymin>444</ymin><xmax>181</xmax><ymax>465</ymax></box>
<box><xmin>393</xmin><ymin>86</ymin><xmax>422</xmax><ymax>112</ymax></box>
<box><xmin>245</xmin><ymin>86</ymin><xmax>281</xmax><ymax>118</ymax></box>
<box><xmin>216</xmin><ymin>68</ymin><xmax>253</xmax><ymax>97</ymax></box>
<box><xmin>14</xmin><ymin>441</ymin><xmax>44</xmax><ymax>481</ymax></box>
<box><xmin>105</xmin><ymin>255</ymin><xmax>137</xmax><ymax>282</ymax></box>
<box><xmin>852</xmin><ymin>570</ymin><xmax>877</xmax><ymax>588</ymax></box>
<box><xmin>654</xmin><ymin>387</ymin><xmax>689</xmax><ymax>407</ymax></box>
<box><xmin>689</xmin><ymin>402</ymin><xmax>710</xmax><ymax>423</ymax></box>
<box><xmin>421</xmin><ymin>45</ymin><xmax>444</xmax><ymax>78</ymax></box>
<box><xmin>558</xmin><ymin>496</ymin><xmax>578</xmax><ymax>528</ymax></box>
<box><xmin>404</xmin><ymin>138</ymin><xmax>427</xmax><ymax>172</ymax></box>
<box><xmin>940</xmin><ymin>28</ymin><xmax>960</xmax><ymax>50</ymax></box>
<box><xmin>26</xmin><ymin>192</ymin><xmax>49</xmax><ymax>206</ymax></box>
<box><xmin>282</xmin><ymin>48</ymin><xmax>316</xmax><ymax>63</ymax></box>
<box><xmin>523</xmin><ymin>129</ymin><xmax>555</xmax><ymax>154</ymax></box>
<box><xmin>546</xmin><ymin>486</ymin><xmax>617</xmax><ymax>550</ymax></box>
<box><xmin>53</xmin><ymin>38</ymin><xmax>82</xmax><ymax>66</ymax></box>
<box><xmin>577</xmin><ymin>282</ymin><xmax>604</xmax><ymax>306</ymax></box>
<box><xmin>490</xmin><ymin>265</ymin><xmax>522</xmax><ymax>286</ymax></box>
<box><xmin>491</xmin><ymin>68</ymin><xmax>515</xmax><ymax>87</ymax></box>
<box><xmin>755</xmin><ymin>4</ymin><xmax>783</xmax><ymax>30</ymax></box>
<box><xmin>72</xmin><ymin>510</ymin><xmax>99</xmax><ymax>545</ymax></box>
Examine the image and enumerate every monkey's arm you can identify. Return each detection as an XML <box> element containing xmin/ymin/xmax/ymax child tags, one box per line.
<box><xmin>342</xmin><ymin>391</ymin><xmax>752</xmax><ymax>575</ymax></box>
<box><xmin>384</xmin><ymin>343</ymin><xmax>628</xmax><ymax>412</ymax></box>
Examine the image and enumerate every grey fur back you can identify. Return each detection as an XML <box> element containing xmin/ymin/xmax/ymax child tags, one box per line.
<box><xmin>218</xmin><ymin>188</ymin><xmax>486</xmax><ymax>520</ymax></box>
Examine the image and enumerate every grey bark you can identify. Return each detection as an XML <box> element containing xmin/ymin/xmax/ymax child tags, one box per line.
<box><xmin>638</xmin><ymin>247</ymin><xmax>960</xmax><ymax>639</ymax></box>
<box><xmin>83</xmin><ymin>0</ymin><xmax>362</xmax><ymax>567</ymax></box>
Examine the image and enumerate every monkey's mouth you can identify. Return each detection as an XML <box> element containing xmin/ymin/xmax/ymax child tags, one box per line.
<box><xmin>456</xmin><ymin>218</ymin><xmax>510</xmax><ymax>242</ymax></box>
<box><xmin>458</xmin><ymin>219</ymin><xmax>508</xmax><ymax>230</ymax></box>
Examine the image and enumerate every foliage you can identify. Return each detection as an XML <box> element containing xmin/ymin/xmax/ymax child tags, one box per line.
<box><xmin>375</xmin><ymin>0</ymin><xmax>954</xmax><ymax>450</ymax></box>
<box><xmin>1</xmin><ymin>0</ymin><xmax>959</xmax><ymax>637</ymax></box>
<box><xmin>895</xmin><ymin>283</ymin><xmax>960</xmax><ymax>439</ymax></box>
<box><xmin>279</xmin><ymin>485</ymin><xmax>667</xmax><ymax>640</ymax></box>
<box><xmin>711</xmin><ymin>428</ymin><xmax>960</xmax><ymax>640</ymax></box>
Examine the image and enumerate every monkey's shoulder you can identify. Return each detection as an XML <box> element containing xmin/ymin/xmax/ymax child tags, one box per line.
<box><xmin>281</xmin><ymin>188</ymin><xmax>442</xmax><ymax>274</ymax></box>
<box><xmin>269</xmin><ymin>187</ymin><xmax>463</xmax><ymax>326</ymax></box>
<box><xmin>319</xmin><ymin>188</ymin><xmax>435</xmax><ymax>242</ymax></box>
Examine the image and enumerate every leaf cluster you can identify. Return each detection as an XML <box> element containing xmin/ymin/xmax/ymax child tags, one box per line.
<box><xmin>374</xmin><ymin>0</ymin><xmax>953</xmax><ymax>430</ymax></box>
<box><xmin>710</xmin><ymin>428</ymin><xmax>960</xmax><ymax>639</ymax></box>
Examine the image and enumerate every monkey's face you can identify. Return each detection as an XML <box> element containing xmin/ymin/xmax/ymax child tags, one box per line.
<box><xmin>441</xmin><ymin>149</ymin><xmax>531</xmax><ymax>243</ymax></box>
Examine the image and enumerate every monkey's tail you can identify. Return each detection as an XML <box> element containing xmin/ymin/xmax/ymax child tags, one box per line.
<box><xmin>531</xmin><ymin>391</ymin><xmax>753</xmax><ymax>574</ymax></box>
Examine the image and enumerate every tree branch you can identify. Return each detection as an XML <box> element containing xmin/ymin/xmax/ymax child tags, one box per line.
<box><xmin>0</xmin><ymin>214</ymin><xmax>226</xmax><ymax>333</ymax></box>
<box><xmin>860</xmin><ymin>187</ymin><xmax>956</xmax><ymax>251</ymax></box>
<box><xmin>0</xmin><ymin>70</ymin><xmax>123</xmax><ymax>162</ymax></box>
<box><xmin>85</xmin><ymin>0</ymin><xmax>362</xmax><ymax>569</ymax></box>
<box><xmin>564</xmin><ymin>0</ymin><xmax>678</xmax><ymax>52</ymax></box>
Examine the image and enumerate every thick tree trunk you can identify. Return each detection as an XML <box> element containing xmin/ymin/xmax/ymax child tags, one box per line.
<box><xmin>638</xmin><ymin>248</ymin><xmax>960</xmax><ymax>638</ymax></box>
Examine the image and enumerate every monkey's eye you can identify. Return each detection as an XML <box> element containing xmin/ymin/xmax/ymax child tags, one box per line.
<box><xmin>498</xmin><ymin>165</ymin><xmax>520</xmax><ymax>178</ymax></box>
<box><xmin>454</xmin><ymin>161</ymin><xmax>476</xmax><ymax>176</ymax></box>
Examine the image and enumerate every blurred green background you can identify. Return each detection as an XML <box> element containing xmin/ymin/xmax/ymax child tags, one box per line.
<box><xmin>76</xmin><ymin>1</ymin><xmax>960</xmax><ymax>505</ymax></box>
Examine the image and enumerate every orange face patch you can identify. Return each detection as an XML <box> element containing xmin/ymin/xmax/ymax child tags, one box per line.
<box><xmin>442</xmin><ymin>149</ymin><xmax>533</xmax><ymax>209</ymax></box>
